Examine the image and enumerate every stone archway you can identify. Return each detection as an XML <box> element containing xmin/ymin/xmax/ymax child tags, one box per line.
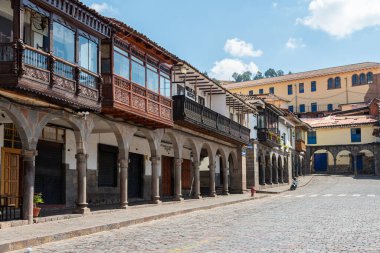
<box><xmin>199</xmin><ymin>142</ymin><xmax>216</xmax><ymax>197</ymax></box>
<box><xmin>358</xmin><ymin>149</ymin><xmax>375</xmax><ymax>175</ymax></box>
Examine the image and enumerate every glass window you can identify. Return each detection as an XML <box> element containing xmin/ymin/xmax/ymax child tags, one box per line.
<box><xmin>352</xmin><ymin>74</ymin><xmax>358</xmax><ymax>86</ymax></box>
<box><xmin>299</xmin><ymin>83</ymin><xmax>304</xmax><ymax>93</ymax></box>
<box><xmin>147</xmin><ymin>67</ymin><xmax>158</xmax><ymax>92</ymax></box>
<box><xmin>335</xmin><ymin>77</ymin><xmax>341</xmax><ymax>88</ymax></box>
<box><xmin>288</xmin><ymin>84</ymin><xmax>293</xmax><ymax>95</ymax></box>
<box><xmin>307</xmin><ymin>131</ymin><xmax>317</xmax><ymax>144</ymax></box>
<box><xmin>288</xmin><ymin>105</ymin><xmax>293</xmax><ymax>112</ymax></box>
<box><xmin>113</xmin><ymin>46</ymin><xmax>129</xmax><ymax>79</ymax></box>
<box><xmin>327</xmin><ymin>104</ymin><xmax>333</xmax><ymax>111</ymax></box>
<box><xmin>311</xmin><ymin>102</ymin><xmax>317</xmax><ymax>112</ymax></box>
<box><xmin>257</xmin><ymin>114</ymin><xmax>266</xmax><ymax>128</ymax></box>
<box><xmin>269</xmin><ymin>87</ymin><xmax>274</xmax><ymax>94</ymax></box>
<box><xmin>79</xmin><ymin>36</ymin><xmax>98</xmax><ymax>72</ymax></box>
<box><xmin>259</xmin><ymin>89</ymin><xmax>264</xmax><ymax>94</ymax></box>
<box><xmin>0</xmin><ymin>0</ymin><xmax>14</xmax><ymax>43</ymax></box>
<box><xmin>53</xmin><ymin>22</ymin><xmax>75</xmax><ymax>63</ymax></box>
<box><xmin>299</xmin><ymin>104</ymin><xmax>305</xmax><ymax>113</ymax></box>
<box><xmin>24</xmin><ymin>9</ymin><xmax>49</xmax><ymax>52</ymax></box>
<box><xmin>359</xmin><ymin>73</ymin><xmax>366</xmax><ymax>84</ymax></box>
<box><xmin>311</xmin><ymin>81</ymin><xmax>316</xmax><ymax>92</ymax></box>
<box><xmin>249</xmin><ymin>90</ymin><xmax>253</xmax><ymax>95</ymax></box>
<box><xmin>160</xmin><ymin>76</ymin><xmax>171</xmax><ymax>97</ymax></box>
<box><xmin>131</xmin><ymin>57</ymin><xmax>145</xmax><ymax>86</ymax></box>
<box><xmin>351</xmin><ymin>128</ymin><xmax>361</xmax><ymax>143</ymax></box>
<box><xmin>327</xmin><ymin>78</ymin><xmax>333</xmax><ymax>89</ymax></box>
<box><xmin>367</xmin><ymin>72</ymin><xmax>373</xmax><ymax>83</ymax></box>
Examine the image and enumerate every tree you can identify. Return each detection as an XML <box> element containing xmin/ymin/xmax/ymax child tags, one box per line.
<box><xmin>276</xmin><ymin>70</ymin><xmax>284</xmax><ymax>76</ymax></box>
<box><xmin>232</xmin><ymin>71</ymin><xmax>252</xmax><ymax>82</ymax></box>
<box><xmin>288</xmin><ymin>71</ymin><xmax>293</xmax><ymax>75</ymax></box>
<box><xmin>203</xmin><ymin>71</ymin><xmax>208</xmax><ymax>77</ymax></box>
<box><xmin>253</xmin><ymin>71</ymin><xmax>264</xmax><ymax>80</ymax></box>
<box><xmin>264</xmin><ymin>68</ymin><xmax>277</xmax><ymax>78</ymax></box>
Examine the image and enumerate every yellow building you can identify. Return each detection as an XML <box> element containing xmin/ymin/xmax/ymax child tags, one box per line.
<box><xmin>224</xmin><ymin>62</ymin><xmax>380</xmax><ymax>115</ymax></box>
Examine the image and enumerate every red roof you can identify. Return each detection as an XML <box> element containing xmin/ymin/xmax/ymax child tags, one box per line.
<box><xmin>301</xmin><ymin>115</ymin><xmax>378</xmax><ymax>128</ymax></box>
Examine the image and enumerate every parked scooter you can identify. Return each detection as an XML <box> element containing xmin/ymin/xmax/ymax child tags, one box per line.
<box><xmin>290</xmin><ymin>177</ymin><xmax>298</xmax><ymax>191</ymax></box>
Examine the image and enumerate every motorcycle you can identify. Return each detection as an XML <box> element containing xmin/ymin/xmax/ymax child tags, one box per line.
<box><xmin>290</xmin><ymin>178</ymin><xmax>298</xmax><ymax>191</ymax></box>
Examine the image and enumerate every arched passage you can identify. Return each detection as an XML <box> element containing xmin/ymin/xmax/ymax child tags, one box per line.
<box><xmin>310</xmin><ymin>149</ymin><xmax>334</xmax><ymax>174</ymax></box>
<box><xmin>336</xmin><ymin>150</ymin><xmax>352</xmax><ymax>174</ymax></box>
<box><xmin>358</xmin><ymin>150</ymin><xmax>375</xmax><ymax>175</ymax></box>
<box><xmin>216</xmin><ymin>148</ymin><xmax>228</xmax><ymax>193</ymax></box>
<box><xmin>278</xmin><ymin>156</ymin><xmax>283</xmax><ymax>183</ymax></box>
<box><xmin>199</xmin><ymin>142</ymin><xmax>216</xmax><ymax>197</ymax></box>
<box><xmin>271</xmin><ymin>154</ymin><xmax>278</xmax><ymax>184</ymax></box>
<box><xmin>265</xmin><ymin>154</ymin><xmax>272</xmax><ymax>184</ymax></box>
<box><xmin>182</xmin><ymin>137</ymin><xmax>200</xmax><ymax>198</ymax></box>
<box><xmin>258</xmin><ymin>152</ymin><xmax>266</xmax><ymax>185</ymax></box>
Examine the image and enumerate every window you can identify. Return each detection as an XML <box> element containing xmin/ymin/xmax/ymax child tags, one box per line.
<box><xmin>269</xmin><ymin>87</ymin><xmax>274</xmax><ymax>94</ymax></box>
<box><xmin>311</xmin><ymin>102</ymin><xmax>317</xmax><ymax>112</ymax></box>
<box><xmin>98</xmin><ymin>144</ymin><xmax>118</xmax><ymax>187</ymax></box>
<box><xmin>288</xmin><ymin>105</ymin><xmax>294</xmax><ymax>112</ymax></box>
<box><xmin>299</xmin><ymin>83</ymin><xmax>304</xmax><ymax>93</ymax></box>
<box><xmin>327</xmin><ymin>78</ymin><xmax>333</xmax><ymax>89</ymax></box>
<box><xmin>79</xmin><ymin>35</ymin><xmax>98</xmax><ymax>72</ymax></box>
<box><xmin>198</xmin><ymin>96</ymin><xmax>205</xmax><ymax>106</ymax></box>
<box><xmin>359</xmin><ymin>73</ymin><xmax>366</xmax><ymax>84</ymax></box>
<box><xmin>352</xmin><ymin>74</ymin><xmax>359</xmax><ymax>86</ymax></box>
<box><xmin>24</xmin><ymin>9</ymin><xmax>49</xmax><ymax>52</ymax></box>
<box><xmin>327</xmin><ymin>104</ymin><xmax>333</xmax><ymax>111</ymax></box>
<box><xmin>351</xmin><ymin>128</ymin><xmax>361</xmax><ymax>143</ymax></box>
<box><xmin>248</xmin><ymin>90</ymin><xmax>254</xmax><ymax>95</ymax></box>
<box><xmin>259</xmin><ymin>89</ymin><xmax>264</xmax><ymax>94</ymax></box>
<box><xmin>113</xmin><ymin>46</ymin><xmax>130</xmax><ymax>79</ymax></box>
<box><xmin>131</xmin><ymin>56</ymin><xmax>145</xmax><ymax>86</ymax></box>
<box><xmin>311</xmin><ymin>81</ymin><xmax>316</xmax><ymax>92</ymax></box>
<box><xmin>367</xmin><ymin>72</ymin><xmax>373</xmax><ymax>83</ymax></box>
<box><xmin>257</xmin><ymin>114</ymin><xmax>266</xmax><ymax>128</ymax></box>
<box><xmin>334</xmin><ymin>77</ymin><xmax>341</xmax><ymax>88</ymax></box>
<box><xmin>299</xmin><ymin>104</ymin><xmax>305</xmax><ymax>113</ymax></box>
<box><xmin>53</xmin><ymin>22</ymin><xmax>75</xmax><ymax>63</ymax></box>
<box><xmin>160</xmin><ymin>76</ymin><xmax>171</xmax><ymax>97</ymax></box>
<box><xmin>177</xmin><ymin>84</ymin><xmax>185</xmax><ymax>95</ymax></box>
<box><xmin>147</xmin><ymin>66</ymin><xmax>159</xmax><ymax>92</ymax></box>
<box><xmin>288</xmin><ymin>84</ymin><xmax>293</xmax><ymax>95</ymax></box>
<box><xmin>307</xmin><ymin>131</ymin><xmax>317</xmax><ymax>144</ymax></box>
<box><xmin>0</xmin><ymin>0</ymin><xmax>13</xmax><ymax>43</ymax></box>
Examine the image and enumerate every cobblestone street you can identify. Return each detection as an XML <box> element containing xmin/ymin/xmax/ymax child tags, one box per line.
<box><xmin>14</xmin><ymin>175</ymin><xmax>380</xmax><ymax>253</ymax></box>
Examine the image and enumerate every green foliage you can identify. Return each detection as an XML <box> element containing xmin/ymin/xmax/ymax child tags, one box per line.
<box><xmin>232</xmin><ymin>71</ymin><xmax>252</xmax><ymax>82</ymax></box>
<box><xmin>253</xmin><ymin>71</ymin><xmax>264</xmax><ymax>80</ymax></box>
<box><xmin>264</xmin><ymin>68</ymin><xmax>277</xmax><ymax>78</ymax></box>
<box><xmin>232</xmin><ymin>68</ymin><xmax>289</xmax><ymax>82</ymax></box>
<box><xmin>33</xmin><ymin>192</ymin><xmax>44</xmax><ymax>205</ymax></box>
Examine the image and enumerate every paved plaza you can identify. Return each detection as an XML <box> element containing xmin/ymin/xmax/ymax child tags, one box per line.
<box><xmin>10</xmin><ymin>175</ymin><xmax>380</xmax><ymax>253</ymax></box>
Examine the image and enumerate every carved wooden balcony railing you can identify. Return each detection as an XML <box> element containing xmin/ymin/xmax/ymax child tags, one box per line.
<box><xmin>173</xmin><ymin>95</ymin><xmax>250</xmax><ymax>145</ymax></box>
<box><xmin>102</xmin><ymin>74</ymin><xmax>173</xmax><ymax>128</ymax></box>
<box><xmin>257</xmin><ymin>128</ymin><xmax>281</xmax><ymax>147</ymax></box>
<box><xmin>0</xmin><ymin>42</ymin><xmax>101</xmax><ymax>111</ymax></box>
<box><xmin>295</xmin><ymin>139</ymin><xmax>306</xmax><ymax>152</ymax></box>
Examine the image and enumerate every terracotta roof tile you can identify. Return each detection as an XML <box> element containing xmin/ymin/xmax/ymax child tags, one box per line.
<box><xmin>301</xmin><ymin>115</ymin><xmax>378</xmax><ymax>128</ymax></box>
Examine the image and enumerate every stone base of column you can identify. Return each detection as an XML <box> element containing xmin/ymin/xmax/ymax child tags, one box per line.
<box><xmin>120</xmin><ymin>202</ymin><xmax>128</xmax><ymax>209</ymax></box>
<box><xmin>192</xmin><ymin>194</ymin><xmax>202</xmax><ymax>199</ymax></box>
<box><xmin>209</xmin><ymin>192</ymin><xmax>217</xmax><ymax>197</ymax></box>
<box><xmin>151</xmin><ymin>197</ymin><xmax>162</xmax><ymax>204</ymax></box>
<box><xmin>73</xmin><ymin>205</ymin><xmax>90</xmax><ymax>215</ymax></box>
<box><xmin>174</xmin><ymin>196</ymin><xmax>184</xmax><ymax>201</ymax></box>
<box><xmin>221</xmin><ymin>191</ymin><xmax>229</xmax><ymax>195</ymax></box>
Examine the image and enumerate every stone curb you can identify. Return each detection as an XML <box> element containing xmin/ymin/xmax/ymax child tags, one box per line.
<box><xmin>0</xmin><ymin>194</ymin><xmax>269</xmax><ymax>252</ymax></box>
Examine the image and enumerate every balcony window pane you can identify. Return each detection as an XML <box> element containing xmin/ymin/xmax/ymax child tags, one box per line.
<box><xmin>53</xmin><ymin>22</ymin><xmax>75</xmax><ymax>63</ymax></box>
<box><xmin>257</xmin><ymin>114</ymin><xmax>265</xmax><ymax>128</ymax></box>
<box><xmin>132</xmin><ymin>59</ymin><xmax>145</xmax><ymax>86</ymax></box>
<box><xmin>79</xmin><ymin>36</ymin><xmax>98</xmax><ymax>73</ymax></box>
<box><xmin>24</xmin><ymin>9</ymin><xmax>49</xmax><ymax>52</ymax></box>
<box><xmin>113</xmin><ymin>47</ymin><xmax>129</xmax><ymax>79</ymax></box>
<box><xmin>0</xmin><ymin>0</ymin><xmax>13</xmax><ymax>43</ymax></box>
<box><xmin>160</xmin><ymin>76</ymin><xmax>171</xmax><ymax>97</ymax></box>
<box><xmin>147</xmin><ymin>68</ymin><xmax>158</xmax><ymax>92</ymax></box>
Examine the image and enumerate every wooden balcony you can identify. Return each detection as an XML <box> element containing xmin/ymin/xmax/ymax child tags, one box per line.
<box><xmin>101</xmin><ymin>74</ymin><xmax>173</xmax><ymax>128</ymax></box>
<box><xmin>257</xmin><ymin>128</ymin><xmax>281</xmax><ymax>147</ymax></box>
<box><xmin>295</xmin><ymin>139</ymin><xmax>306</xmax><ymax>152</ymax></box>
<box><xmin>172</xmin><ymin>95</ymin><xmax>250</xmax><ymax>145</ymax></box>
<box><xmin>0</xmin><ymin>42</ymin><xmax>101</xmax><ymax>111</ymax></box>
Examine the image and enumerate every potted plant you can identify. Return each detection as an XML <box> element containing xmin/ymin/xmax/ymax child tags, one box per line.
<box><xmin>33</xmin><ymin>192</ymin><xmax>44</xmax><ymax>217</ymax></box>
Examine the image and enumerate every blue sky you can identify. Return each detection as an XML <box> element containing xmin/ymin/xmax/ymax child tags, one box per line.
<box><xmin>84</xmin><ymin>0</ymin><xmax>380</xmax><ymax>80</ymax></box>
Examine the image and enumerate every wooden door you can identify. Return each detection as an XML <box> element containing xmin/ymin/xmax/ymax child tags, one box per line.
<box><xmin>181</xmin><ymin>159</ymin><xmax>191</xmax><ymax>190</ymax></box>
<box><xmin>128</xmin><ymin>152</ymin><xmax>143</xmax><ymax>198</ymax></box>
<box><xmin>161</xmin><ymin>156</ymin><xmax>173</xmax><ymax>196</ymax></box>
<box><xmin>0</xmin><ymin>147</ymin><xmax>21</xmax><ymax>207</ymax></box>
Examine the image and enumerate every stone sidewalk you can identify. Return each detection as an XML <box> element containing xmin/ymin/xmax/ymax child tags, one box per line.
<box><xmin>257</xmin><ymin>175</ymin><xmax>313</xmax><ymax>194</ymax></box>
<box><xmin>0</xmin><ymin>176</ymin><xmax>313</xmax><ymax>252</ymax></box>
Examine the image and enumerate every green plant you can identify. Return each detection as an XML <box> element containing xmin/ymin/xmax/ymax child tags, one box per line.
<box><xmin>33</xmin><ymin>192</ymin><xmax>44</xmax><ymax>207</ymax></box>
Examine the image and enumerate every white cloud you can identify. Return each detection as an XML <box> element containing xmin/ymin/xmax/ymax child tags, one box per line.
<box><xmin>297</xmin><ymin>0</ymin><xmax>380</xmax><ymax>38</ymax></box>
<box><xmin>286</xmin><ymin>37</ymin><xmax>306</xmax><ymax>49</ymax></box>
<box><xmin>209</xmin><ymin>58</ymin><xmax>259</xmax><ymax>80</ymax></box>
<box><xmin>90</xmin><ymin>2</ymin><xmax>116</xmax><ymax>14</ymax></box>
<box><xmin>272</xmin><ymin>2</ymin><xmax>278</xmax><ymax>8</ymax></box>
<box><xmin>224</xmin><ymin>38</ymin><xmax>263</xmax><ymax>58</ymax></box>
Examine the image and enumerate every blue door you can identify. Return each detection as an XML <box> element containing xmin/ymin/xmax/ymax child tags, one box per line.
<box><xmin>356</xmin><ymin>155</ymin><xmax>363</xmax><ymax>173</ymax></box>
<box><xmin>314</xmin><ymin>153</ymin><xmax>328</xmax><ymax>172</ymax></box>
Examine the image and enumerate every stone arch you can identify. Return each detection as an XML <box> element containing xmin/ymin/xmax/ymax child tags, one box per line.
<box><xmin>336</xmin><ymin>150</ymin><xmax>352</xmax><ymax>174</ymax></box>
<box><xmin>358</xmin><ymin>149</ymin><xmax>375</xmax><ymax>175</ymax></box>
<box><xmin>309</xmin><ymin>149</ymin><xmax>335</xmax><ymax>174</ymax></box>
<box><xmin>199</xmin><ymin>142</ymin><xmax>217</xmax><ymax>196</ymax></box>
<box><xmin>140</xmin><ymin>128</ymin><xmax>164</xmax><ymax>158</ymax></box>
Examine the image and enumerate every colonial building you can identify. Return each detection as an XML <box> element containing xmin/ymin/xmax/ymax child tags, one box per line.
<box><xmin>303</xmin><ymin>99</ymin><xmax>380</xmax><ymax>175</ymax></box>
<box><xmin>0</xmin><ymin>0</ymin><xmax>255</xmax><ymax>225</ymax></box>
<box><xmin>224</xmin><ymin>62</ymin><xmax>380</xmax><ymax>117</ymax></box>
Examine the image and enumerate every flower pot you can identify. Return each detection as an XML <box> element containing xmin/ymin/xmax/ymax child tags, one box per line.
<box><xmin>33</xmin><ymin>207</ymin><xmax>41</xmax><ymax>217</ymax></box>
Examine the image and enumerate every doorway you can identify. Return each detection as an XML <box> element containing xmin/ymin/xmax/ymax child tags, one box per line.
<box><xmin>128</xmin><ymin>152</ymin><xmax>143</xmax><ymax>199</ymax></box>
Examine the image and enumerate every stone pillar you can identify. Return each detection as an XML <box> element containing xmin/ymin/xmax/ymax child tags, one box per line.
<box><xmin>192</xmin><ymin>162</ymin><xmax>201</xmax><ymax>199</ymax></box>
<box><xmin>260</xmin><ymin>156</ymin><xmax>266</xmax><ymax>185</ymax></box>
<box><xmin>22</xmin><ymin>149</ymin><xmax>37</xmax><ymax>224</ymax></box>
<box><xmin>119</xmin><ymin>159</ymin><xmax>129</xmax><ymax>209</ymax></box>
<box><xmin>273</xmin><ymin>161</ymin><xmax>278</xmax><ymax>184</ymax></box>
<box><xmin>75</xmin><ymin>152</ymin><xmax>89</xmax><ymax>214</ymax></box>
<box><xmin>150</xmin><ymin>156</ymin><xmax>161</xmax><ymax>204</ymax></box>
<box><xmin>222</xmin><ymin>167</ymin><xmax>229</xmax><ymax>195</ymax></box>
<box><xmin>267</xmin><ymin>160</ymin><xmax>273</xmax><ymax>185</ymax></box>
<box><xmin>279</xmin><ymin>167</ymin><xmax>284</xmax><ymax>184</ymax></box>
<box><xmin>174</xmin><ymin>158</ymin><xmax>183</xmax><ymax>201</ymax></box>
<box><xmin>208</xmin><ymin>163</ymin><xmax>216</xmax><ymax>197</ymax></box>
<box><xmin>333</xmin><ymin>157</ymin><xmax>337</xmax><ymax>174</ymax></box>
